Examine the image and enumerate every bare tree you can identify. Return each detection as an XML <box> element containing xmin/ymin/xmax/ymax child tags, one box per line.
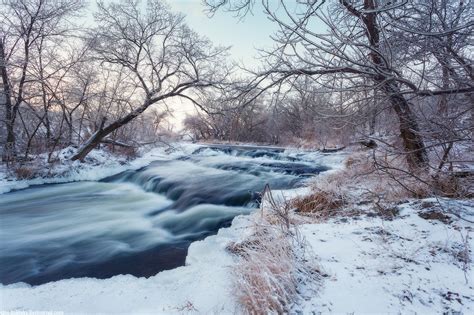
<box><xmin>205</xmin><ymin>0</ymin><xmax>473</xmax><ymax>170</ymax></box>
<box><xmin>0</xmin><ymin>0</ymin><xmax>84</xmax><ymax>161</ymax></box>
<box><xmin>71</xmin><ymin>0</ymin><xmax>229</xmax><ymax>160</ymax></box>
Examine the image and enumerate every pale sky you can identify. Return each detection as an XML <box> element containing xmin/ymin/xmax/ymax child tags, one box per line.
<box><xmin>166</xmin><ymin>0</ymin><xmax>280</xmax><ymax>128</ymax></box>
<box><xmin>169</xmin><ymin>0</ymin><xmax>278</xmax><ymax>67</ymax></box>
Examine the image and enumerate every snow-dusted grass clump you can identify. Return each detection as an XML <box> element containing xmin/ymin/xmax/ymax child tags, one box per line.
<box><xmin>227</xmin><ymin>187</ymin><xmax>322</xmax><ymax>314</ymax></box>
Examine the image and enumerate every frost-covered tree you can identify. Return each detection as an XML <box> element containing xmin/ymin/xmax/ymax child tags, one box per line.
<box><xmin>0</xmin><ymin>0</ymin><xmax>85</xmax><ymax>161</ymax></box>
<box><xmin>71</xmin><ymin>0</ymin><xmax>229</xmax><ymax>160</ymax></box>
<box><xmin>205</xmin><ymin>0</ymin><xmax>473</xmax><ymax>171</ymax></box>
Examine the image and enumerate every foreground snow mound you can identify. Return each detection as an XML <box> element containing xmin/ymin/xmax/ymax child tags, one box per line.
<box><xmin>294</xmin><ymin>198</ymin><xmax>474</xmax><ymax>314</ymax></box>
<box><xmin>0</xmin><ymin>215</ymin><xmax>253</xmax><ymax>313</ymax></box>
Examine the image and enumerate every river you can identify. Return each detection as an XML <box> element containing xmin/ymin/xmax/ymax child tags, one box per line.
<box><xmin>0</xmin><ymin>145</ymin><xmax>331</xmax><ymax>285</ymax></box>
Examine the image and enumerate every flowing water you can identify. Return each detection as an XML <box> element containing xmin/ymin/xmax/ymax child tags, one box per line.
<box><xmin>0</xmin><ymin>145</ymin><xmax>331</xmax><ymax>285</ymax></box>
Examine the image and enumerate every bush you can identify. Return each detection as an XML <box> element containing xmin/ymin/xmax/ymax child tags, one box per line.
<box><xmin>13</xmin><ymin>166</ymin><xmax>37</xmax><ymax>179</ymax></box>
<box><xmin>292</xmin><ymin>189</ymin><xmax>345</xmax><ymax>215</ymax></box>
<box><xmin>116</xmin><ymin>146</ymin><xmax>138</xmax><ymax>160</ymax></box>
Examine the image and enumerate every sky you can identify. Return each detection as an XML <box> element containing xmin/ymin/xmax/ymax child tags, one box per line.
<box><xmin>168</xmin><ymin>0</ymin><xmax>278</xmax><ymax>67</ymax></box>
<box><xmin>166</xmin><ymin>0</ymin><xmax>279</xmax><ymax>128</ymax></box>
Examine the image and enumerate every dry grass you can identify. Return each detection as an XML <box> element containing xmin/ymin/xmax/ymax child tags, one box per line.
<box><xmin>292</xmin><ymin>189</ymin><xmax>345</xmax><ymax>215</ymax></box>
<box><xmin>366</xmin><ymin>150</ymin><xmax>472</xmax><ymax>199</ymax></box>
<box><xmin>459</xmin><ymin>231</ymin><xmax>472</xmax><ymax>284</ymax></box>
<box><xmin>232</xmin><ymin>230</ymin><xmax>299</xmax><ymax>314</ymax></box>
<box><xmin>13</xmin><ymin>165</ymin><xmax>37</xmax><ymax>179</ymax></box>
<box><xmin>339</xmin><ymin>150</ymin><xmax>470</xmax><ymax>201</ymax></box>
<box><xmin>115</xmin><ymin>146</ymin><xmax>138</xmax><ymax>160</ymax></box>
<box><xmin>228</xmin><ymin>188</ymin><xmax>322</xmax><ymax>314</ymax></box>
<box><xmin>432</xmin><ymin>174</ymin><xmax>471</xmax><ymax>198</ymax></box>
<box><xmin>288</xmin><ymin>166</ymin><xmax>355</xmax><ymax>220</ymax></box>
<box><xmin>287</xmin><ymin>149</ymin><xmax>467</xmax><ymax>221</ymax></box>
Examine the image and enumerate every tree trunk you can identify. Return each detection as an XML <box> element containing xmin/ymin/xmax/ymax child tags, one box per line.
<box><xmin>38</xmin><ymin>38</ymin><xmax>52</xmax><ymax>143</ymax></box>
<box><xmin>0</xmin><ymin>41</ymin><xmax>15</xmax><ymax>161</ymax></box>
<box><xmin>438</xmin><ymin>62</ymin><xmax>450</xmax><ymax>115</ymax></box>
<box><xmin>71</xmin><ymin>100</ymin><xmax>152</xmax><ymax>161</ymax></box>
<box><xmin>384</xmin><ymin>82</ymin><xmax>428</xmax><ymax>170</ymax></box>
<box><xmin>342</xmin><ymin>0</ymin><xmax>428</xmax><ymax>170</ymax></box>
<box><xmin>71</xmin><ymin>117</ymin><xmax>107</xmax><ymax>161</ymax></box>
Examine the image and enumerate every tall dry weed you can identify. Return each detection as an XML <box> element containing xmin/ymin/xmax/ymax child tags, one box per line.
<box><xmin>229</xmin><ymin>188</ymin><xmax>322</xmax><ymax>314</ymax></box>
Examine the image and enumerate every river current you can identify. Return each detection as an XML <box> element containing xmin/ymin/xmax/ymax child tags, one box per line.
<box><xmin>0</xmin><ymin>145</ymin><xmax>330</xmax><ymax>285</ymax></box>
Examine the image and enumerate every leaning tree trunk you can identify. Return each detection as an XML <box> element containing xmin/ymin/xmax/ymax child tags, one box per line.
<box><xmin>71</xmin><ymin>117</ymin><xmax>108</xmax><ymax>161</ymax></box>
<box><xmin>71</xmin><ymin>100</ymin><xmax>151</xmax><ymax>161</ymax></box>
<box><xmin>384</xmin><ymin>82</ymin><xmax>428</xmax><ymax>170</ymax></box>
<box><xmin>342</xmin><ymin>0</ymin><xmax>429</xmax><ymax>170</ymax></box>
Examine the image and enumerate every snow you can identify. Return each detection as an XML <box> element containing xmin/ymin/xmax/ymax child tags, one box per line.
<box><xmin>0</xmin><ymin>142</ymin><xmax>200</xmax><ymax>194</ymax></box>
<box><xmin>0</xmin><ymin>215</ymin><xmax>252</xmax><ymax>314</ymax></box>
<box><xmin>294</xmin><ymin>200</ymin><xmax>474</xmax><ymax>313</ymax></box>
<box><xmin>260</xmin><ymin>174</ymin><xmax>473</xmax><ymax>313</ymax></box>
<box><xmin>1</xmin><ymin>146</ymin><xmax>472</xmax><ymax>313</ymax></box>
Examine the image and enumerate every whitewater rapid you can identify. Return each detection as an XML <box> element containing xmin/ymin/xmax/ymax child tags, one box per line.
<box><xmin>0</xmin><ymin>145</ymin><xmax>332</xmax><ymax>285</ymax></box>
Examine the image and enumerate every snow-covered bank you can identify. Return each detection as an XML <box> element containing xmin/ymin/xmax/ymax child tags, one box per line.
<box><xmin>241</xmin><ymin>184</ymin><xmax>474</xmax><ymax>313</ymax></box>
<box><xmin>0</xmin><ymin>215</ymin><xmax>252</xmax><ymax>313</ymax></box>
<box><xmin>0</xmin><ymin>143</ymin><xmax>200</xmax><ymax>194</ymax></box>
<box><xmin>295</xmin><ymin>199</ymin><xmax>474</xmax><ymax>313</ymax></box>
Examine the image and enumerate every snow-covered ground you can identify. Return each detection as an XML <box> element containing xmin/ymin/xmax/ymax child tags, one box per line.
<box><xmin>295</xmin><ymin>199</ymin><xmax>474</xmax><ymax>313</ymax></box>
<box><xmin>0</xmin><ymin>215</ymin><xmax>253</xmax><ymax>313</ymax></box>
<box><xmin>1</xmin><ymin>145</ymin><xmax>472</xmax><ymax>313</ymax></box>
<box><xmin>0</xmin><ymin>143</ymin><xmax>199</xmax><ymax>194</ymax></box>
<box><xmin>264</xmin><ymin>185</ymin><xmax>474</xmax><ymax>313</ymax></box>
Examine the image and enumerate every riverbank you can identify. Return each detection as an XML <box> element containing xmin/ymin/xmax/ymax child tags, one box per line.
<box><xmin>222</xmin><ymin>172</ymin><xmax>474</xmax><ymax>313</ymax></box>
<box><xmin>0</xmin><ymin>143</ymin><xmax>342</xmax><ymax>312</ymax></box>
<box><xmin>0</xmin><ymin>215</ymin><xmax>252</xmax><ymax>313</ymax></box>
<box><xmin>1</xmin><ymin>144</ymin><xmax>472</xmax><ymax>313</ymax></box>
<box><xmin>0</xmin><ymin>143</ymin><xmax>193</xmax><ymax>194</ymax></box>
